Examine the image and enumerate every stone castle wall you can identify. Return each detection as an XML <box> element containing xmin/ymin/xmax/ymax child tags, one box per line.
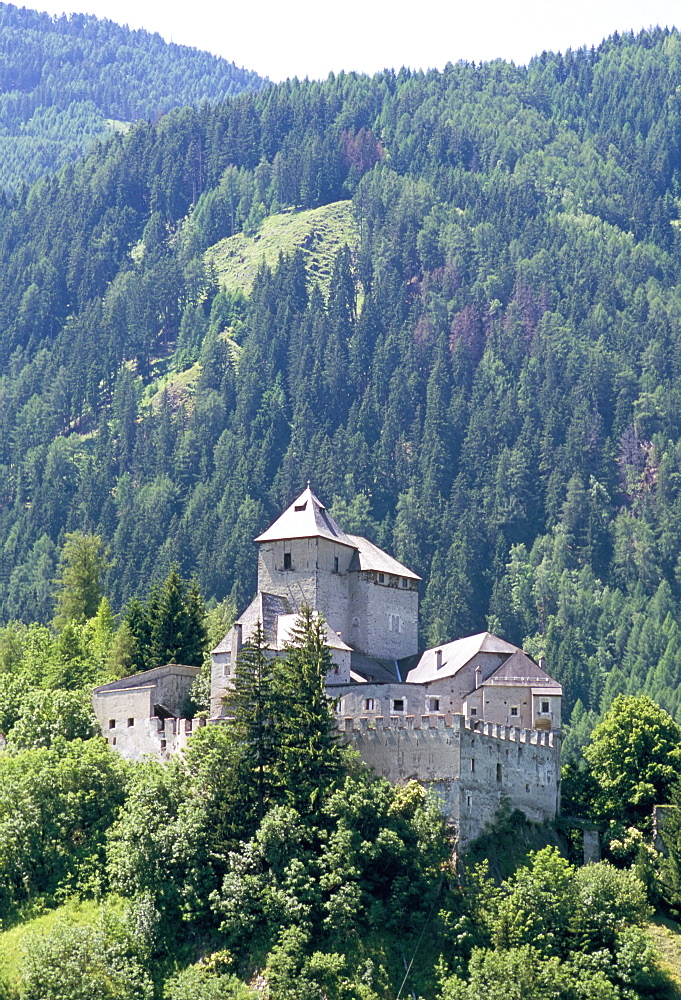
<box><xmin>103</xmin><ymin>715</ymin><xmax>209</xmax><ymax>760</ymax></box>
<box><xmin>257</xmin><ymin>539</ymin><xmax>418</xmax><ymax>662</ymax></box>
<box><xmin>342</xmin><ymin>713</ymin><xmax>561</xmax><ymax>847</ymax></box>
<box><xmin>348</xmin><ymin>572</ymin><xmax>418</xmax><ymax>661</ymax></box>
<box><xmin>96</xmin><ymin>707</ymin><xmax>560</xmax><ymax>847</ymax></box>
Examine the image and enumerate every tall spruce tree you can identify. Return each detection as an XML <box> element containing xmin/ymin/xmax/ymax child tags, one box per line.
<box><xmin>149</xmin><ymin>566</ymin><xmax>207</xmax><ymax>668</ymax></box>
<box><xmin>223</xmin><ymin>620</ymin><xmax>277</xmax><ymax>822</ymax></box>
<box><xmin>275</xmin><ymin>605</ymin><xmax>345</xmax><ymax>811</ymax></box>
<box><xmin>52</xmin><ymin>532</ymin><xmax>110</xmax><ymax>630</ymax></box>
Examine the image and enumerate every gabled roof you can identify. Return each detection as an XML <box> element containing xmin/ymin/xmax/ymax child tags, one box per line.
<box><xmin>254</xmin><ymin>486</ymin><xmax>355</xmax><ymax>546</ymax></box>
<box><xmin>480</xmin><ymin>650</ymin><xmax>563</xmax><ymax>693</ymax></box>
<box><xmin>347</xmin><ymin>534</ymin><xmax>421</xmax><ymax>580</ymax></box>
<box><xmin>405</xmin><ymin>631</ymin><xmax>518</xmax><ymax>684</ymax></box>
<box><xmin>237</xmin><ymin>592</ymin><xmax>293</xmax><ymax>645</ymax></box>
<box><xmin>94</xmin><ymin>662</ymin><xmax>199</xmax><ymax>695</ymax></box>
<box><xmin>275</xmin><ymin>613</ymin><xmax>352</xmax><ymax>652</ymax></box>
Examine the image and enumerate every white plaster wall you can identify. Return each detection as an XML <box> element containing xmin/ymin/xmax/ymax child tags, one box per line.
<box><xmin>102</xmin><ymin>716</ymin><xmax>209</xmax><ymax>761</ymax></box>
<box><xmin>423</xmin><ymin>652</ymin><xmax>509</xmax><ymax>713</ymax></box>
<box><xmin>93</xmin><ymin>686</ymin><xmax>153</xmax><ymax>736</ymax></box>
<box><xmin>533</xmin><ymin>693</ymin><xmax>561</xmax><ymax>729</ymax></box>
<box><xmin>481</xmin><ymin>684</ymin><xmax>533</xmax><ymax>729</ymax></box>
<box><xmin>335</xmin><ymin>682</ymin><xmax>419</xmax><ymax>717</ymax></box>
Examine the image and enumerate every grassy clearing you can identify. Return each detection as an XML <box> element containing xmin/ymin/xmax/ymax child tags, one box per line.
<box><xmin>647</xmin><ymin>914</ymin><xmax>681</xmax><ymax>998</ymax></box>
<box><xmin>0</xmin><ymin>898</ymin><xmax>103</xmax><ymax>987</ymax></box>
<box><xmin>143</xmin><ymin>360</ymin><xmax>202</xmax><ymax>411</ymax></box>
<box><xmin>206</xmin><ymin>200</ymin><xmax>357</xmax><ymax>298</ymax></box>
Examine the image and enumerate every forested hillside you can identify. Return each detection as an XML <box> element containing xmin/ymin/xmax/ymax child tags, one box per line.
<box><xmin>3</xmin><ymin>27</ymin><xmax>681</xmax><ymax>728</ymax></box>
<box><xmin>0</xmin><ymin>3</ymin><xmax>264</xmax><ymax>192</ymax></box>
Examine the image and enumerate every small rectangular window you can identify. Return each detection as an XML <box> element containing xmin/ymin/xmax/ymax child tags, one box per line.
<box><xmin>402</xmin><ymin>578</ymin><xmax>409</xmax><ymax>588</ymax></box>
<box><xmin>283</xmin><ymin>552</ymin><xmax>292</xmax><ymax>570</ymax></box>
<box><xmin>108</xmin><ymin>719</ymin><xmax>115</xmax><ymax>729</ymax></box>
<box><xmin>467</xmin><ymin>795</ymin><xmax>471</xmax><ymax>808</ymax></box>
<box><xmin>510</xmin><ymin>706</ymin><xmax>519</xmax><ymax>717</ymax></box>
<box><xmin>470</xmin><ymin>707</ymin><xmax>477</xmax><ymax>716</ymax></box>
<box><xmin>378</xmin><ymin>573</ymin><xmax>385</xmax><ymax>583</ymax></box>
<box><xmin>392</xmin><ymin>699</ymin><xmax>404</xmax><ymax>712</ymax></box>
<box><xmin>429</xmin><ymin>698</ymin><xmax>440</xmax><ymax>712</ymax></box>
<box><xmin>112</xmin><ymin>737</ymin><xmax>117</xmax><ymax>746</ymax></box>
<box><xmin>471</xmin><ymin>758</ymin><xmax>475</xmax><ymax>772</ymax></box>
<box><xmin>496</xmin><ymin>763</ymin><xmax>502</xmax><ymax>782</ymax></box>
<box><xmin>541</xmin><ymin>700</ymin><xmax>550</xmax><ymax>713</ymax></box>
<box><xmin>364</xmin><ymin>698</ymin><xmax>375</xmax><ymax>711</ymax></box>
<box><xmin>127</xmin><ymin>717</ymin><xmax>134</xmax><ymax>728</ymax></box>
<box><xmin>334</xmin><ymin>556</ymin><xmax>339</xmax><ymax>573</ymax></box>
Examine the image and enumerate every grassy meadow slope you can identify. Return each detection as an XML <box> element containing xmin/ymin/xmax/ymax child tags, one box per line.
<box><xmin>205</xmin><ymin>201</ymin><xmax>357</xmax><ymax>298</ymax></box>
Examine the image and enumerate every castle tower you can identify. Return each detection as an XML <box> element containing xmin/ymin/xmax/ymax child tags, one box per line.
<box><xmin>254</xmin><ymin>485</ymin><xmax>356</xmax><ymax>643</ymax></box>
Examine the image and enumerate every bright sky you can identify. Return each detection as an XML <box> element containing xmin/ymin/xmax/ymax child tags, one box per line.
<box><xmin>31</xmin><ymin>0</ymin><xmax>681</xmax><ymax>82</ymax></box>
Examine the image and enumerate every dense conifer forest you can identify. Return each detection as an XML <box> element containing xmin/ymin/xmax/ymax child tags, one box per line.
<box><xmin>4</xmin><ymin>23</ymin><xmax>681</xmax><ymax>998</ymax></box>
<box><xmin>0</xmin><ymin>3</ymin><xmax>264</xmax><ymax>191</ymax></box>
<box><xmin>3</xmin><ymin>27</ymin><xmax>681</xmax><ymax>725</ymax></box>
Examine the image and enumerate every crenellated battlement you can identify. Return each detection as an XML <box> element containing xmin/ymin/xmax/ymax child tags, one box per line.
<box><xmin>340</xmin><ymin>713</ymin><xmax>559</xmax><ymax>748</ymax></box>
<box><xmin>339</xmin><ymin>711</ymin><xmax>561</xmax><ymax>848</ymax></box>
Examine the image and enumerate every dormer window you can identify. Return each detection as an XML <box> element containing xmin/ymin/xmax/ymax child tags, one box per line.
<box><xmin>294</xmin><ymin>501</ymin><xmax>307</xmax><ymax>512</ymax></box>
<box><xmin>283</xmin><ymin>552</ymin><xmax>292</xmax><ymax>570</ymax></box>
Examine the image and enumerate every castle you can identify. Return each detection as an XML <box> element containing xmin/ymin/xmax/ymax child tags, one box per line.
<box><xmin>93</xmin><ymin>486</ymin><xmax>563</xmax><ymax>846</ymax></box>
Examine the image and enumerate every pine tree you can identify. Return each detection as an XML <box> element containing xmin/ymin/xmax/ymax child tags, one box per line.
<box><xmin>52</xmin><ymin>532</ymin><xmax>110</xmax><ymax>630</ymax></box>
<box><xmin>150</xmin><ymin>565</ymin><xmax>207</xmax><ymax>667</ymax></box>
<box><xmin>223</xmin><ymin>620</ymin><xmax>277</xmax><ymax>822</ymax></box>
<box><xmin>275</xmin><ymin>605</ymin><xmax>345</xmax><ymax>811</ymax></box>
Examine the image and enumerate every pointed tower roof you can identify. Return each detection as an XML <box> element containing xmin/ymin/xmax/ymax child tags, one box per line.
<box><xmin>254</xmin><ymin>486</ymin><xmax>356</xmax><ymax>547</ymax></box>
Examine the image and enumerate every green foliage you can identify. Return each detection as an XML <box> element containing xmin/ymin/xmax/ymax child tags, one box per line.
<box><xmin>5</xmin><ymin>33</ymin><xmax>681</xmax><ymax>728</ymax></box>
<box><xmin>274</xmin><ymin>606</ymin><xmax>346</xmax><ymax>812</ymax></box>
<box><xmin>19</xmin><ymin>903</ymin><xmax>153</xmax><ymax>1000</ymax></box>
<box><xmin>582</xmin><ymin>695</ymin><xmax>681</xmax><ymax>825</ymax></box>
<box><xmin>52</xmin><ymin>533</ymin><xmax>110</xmax><ymax>631</ymax></box>
<box><xmin>124</xmin><ymin>567</ymin><xmax>208</xmax><ymax>672</ymax></box>
<box><xmin>163</xmin><ymin>962</ymin><xmax>253</xmax><ymax>1000</ymax></box>
<box><xmin>443</xmin><ymin>848</ymin><xmax>663</xmax><ymax>1000</ymax></box>
<box><xmin>5</xmin><ymin>688</ymin><xmax>97</xmax><ymax>749</ymax></box>
<box><xmin>223</xmin><ymin>620</ymin><xmax>278</xmax><ymax>822</ymax></box>
<box><xmin>0</xmin><ymin>738</ymin><xmax>126</xmax><ymax>917</ymax></box>
<box><xmin>0</xmin><ymin>4</ymin><xmax>263</xmax><ymax>194</ymax></box>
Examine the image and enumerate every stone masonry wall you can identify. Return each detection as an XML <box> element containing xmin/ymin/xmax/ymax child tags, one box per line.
<box><xmin>257</xmin><ymin>538</ymin><xmax>353</xmax><ymax>641</ymax></box>
<box><xmin>342</xmin><ymin>713</ymin><xmax>560</xmax><ymax>848</ymax></box>
<box><xmin>348</xmin><ymin>573</ymin><xmax>418</xmax><ymax>661</ymax></box>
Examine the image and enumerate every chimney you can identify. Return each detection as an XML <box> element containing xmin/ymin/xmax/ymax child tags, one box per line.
<box><xmin>231</xmin><ymin>623</ymin><xmax>243</xmax><ymax>665</ymax></box>
<box><xmin>435</xmin><ymin>649</ymin><xmax>443</xmax><ymax>669</ymax></box>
